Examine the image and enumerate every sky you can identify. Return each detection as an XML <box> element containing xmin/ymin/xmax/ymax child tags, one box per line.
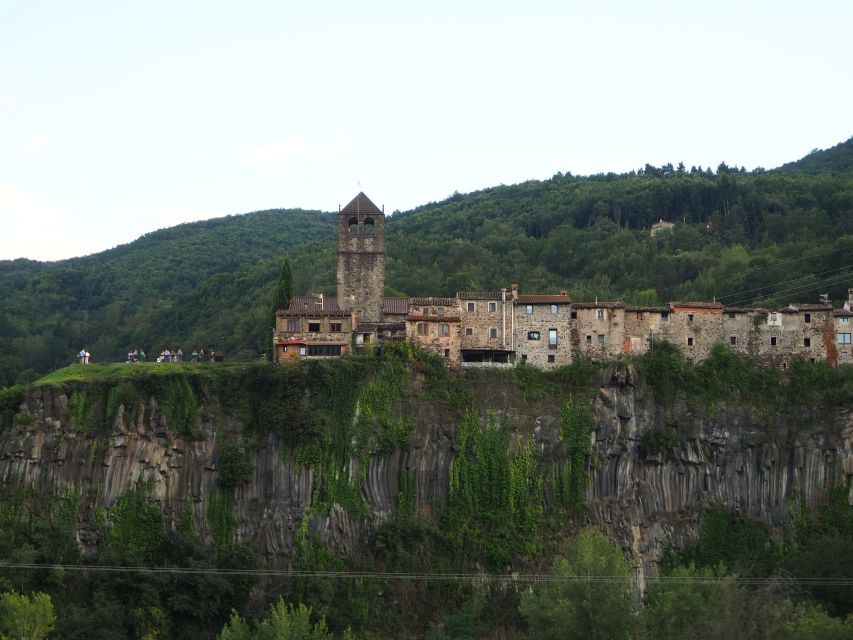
<box><xmin>1</xmin><ymin>1</ymin><xmax>851</xmax><ymax>261</ymax></box>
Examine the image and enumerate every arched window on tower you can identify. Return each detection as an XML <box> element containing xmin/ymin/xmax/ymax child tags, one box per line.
<box><xmin>348</xmin><ymin>217</ymin><xmax>359</xmax><ymax>235</ymax></box>
<box><xmin>363</xmin><ymin>217</ymin><xmax>375</xmax><ymax>236</ymax></box>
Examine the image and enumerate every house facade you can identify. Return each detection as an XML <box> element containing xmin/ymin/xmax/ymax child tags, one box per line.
<box><xmin>274</xmin><ymin>193</ymin><xmax>852</xmax><ymax>368</ymax></box>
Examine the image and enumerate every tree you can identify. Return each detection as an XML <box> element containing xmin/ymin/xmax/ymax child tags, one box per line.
<box><xmin>519</xmin><ymin>529</ymin><xmax>636</xmax><ymax>639</ymax></box>
<box><xmin>217</xmin><ymin>598</ymin><xmax>335</xmax><ymax>640</ymax></box>
<box><xmin>270</xmin><ymin>256</ymin><xmax>294</xmax><ymax>358</ymax></box>
<box><xmin>0</xmin><ymin>591</ymin><xmax>56</xmax><ymax>640</ymax></box>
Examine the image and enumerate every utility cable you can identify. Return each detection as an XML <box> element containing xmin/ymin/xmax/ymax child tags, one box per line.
<box><xmin>1</xmin><ymin>563</ymin><xmax>851</xmax><ymax>585</ymax></box>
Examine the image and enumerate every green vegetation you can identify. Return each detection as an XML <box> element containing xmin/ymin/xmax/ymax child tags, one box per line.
<box><xmin>638</xmin><ymin>341</ymin><xmax>853</xmax><ymax>410</ymax></box>
<box><xmin>520</xmin><ymin>529</ymin><xmax>636</xmax><ymax>640</ymax></box>
<box><xmin>3</xmin><ymin>140</ymin><xmax>853</xmax><ymax>388</ymax></box>
<box><xmin>1</xmin><ymin>346</ymin><xmax>852</xmax><ymax>636</ymax></box>
<box><xmin>0</xmin><ymin>591</ymin><xmax>56</xmax><ymax>640</ymax></box>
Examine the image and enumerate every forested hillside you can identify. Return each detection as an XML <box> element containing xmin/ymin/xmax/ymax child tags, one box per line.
<box><xmin>1</xmin><ymin>141</ymin><xmax>852</xmax><ymax>386</ymax></box>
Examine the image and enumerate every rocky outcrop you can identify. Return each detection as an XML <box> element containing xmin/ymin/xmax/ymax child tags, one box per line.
<box><xmin>1</xmin><ymin>368</ymin><xmax>850</xmax><ymax>578</ymax></box>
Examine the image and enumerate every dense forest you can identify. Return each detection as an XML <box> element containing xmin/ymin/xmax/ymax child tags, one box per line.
<box><xmin>0</xmin><ymin>138</ymin><xmax>852</xmax><ymax>386</ymax></box>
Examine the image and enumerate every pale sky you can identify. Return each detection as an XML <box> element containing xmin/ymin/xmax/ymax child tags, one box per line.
<box><xmin>1</xmin><ymin>0</ymin><xmax>851</xmax><ymax>261</ymax></box>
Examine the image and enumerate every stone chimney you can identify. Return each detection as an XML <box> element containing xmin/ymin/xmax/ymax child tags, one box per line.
<box><xmin>318</xmin><ymin>292</ymin><xmax>324</xmax><ymax>309</ymax></box>
<box><xmin>560</xmin><ymin>290</ymin><xmax>568</xmax><ymax>297</ymax></box>
<box><xmin>511</xmin><ymin>283</ymin><xmax>519</xmax><ymax>301</ymax></box>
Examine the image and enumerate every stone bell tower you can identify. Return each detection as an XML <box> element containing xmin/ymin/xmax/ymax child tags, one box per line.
<box><xmin>337</xmin><ymin>192</ymin><xmax>385</xmax><ymax>324</ymax></box>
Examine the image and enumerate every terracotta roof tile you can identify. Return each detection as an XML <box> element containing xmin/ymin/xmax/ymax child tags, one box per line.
<box><xmin>286</xmin><ymin>295</ymin><xmax>340</xmax><ymax>311</ymax></box>
<box><xmin>834</xmin><ymin>309</ymin><xmax>853</xmax><ymax>317</ymax></box>
<box><xmin>669</xmin><ymin>301</ymin><xmax>725</xmax><ymax>310</ymax></box>
<box><xmin>410</xmin><ymin>297</ymin><xmax>459</xmax><ymax>307</ymax></box>
<box><xmin>457</xmin><ymin>291</ymin><xmax>503</xmax><ymax>300</ymax></box>
<box><xmin>382</xmin><ymin>297</ymin><xmax>409</xmax><ymax>314</ymax></box>
<box><xmin>278</xmin><ymin>308</ymin><xmax>351</xmax><ymax>318</ymax></box>
<box><xmin>624</xmin><ymin>306</ymin><xmax>669</xmax><ymax>312</ymax></box>
<box><xmin>517</xmin><ymin>294</ymin><xmax>571</xmax><ymax>304</ymax></box>
<box><xmin>572</xmin><ymin>301</ymin><xmax>624</xmax><ymax>309</ymax></box>
<box><xmin>782</xmin><ymin>303</ymin><xmax>833</xmax><ymax>312</ymax></box>
<box><xmin>341</xmin><ymin>192</ymin><xmax>382</xmax><ymax>215</ymax></box>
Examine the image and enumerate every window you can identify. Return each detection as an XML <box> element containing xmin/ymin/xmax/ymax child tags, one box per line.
<box><xmin>287</xmin><ymin>319</ymin><xmax>299</xmax><ymax>332</ymax></box>
<box><xmin>570</xmin><ymin>311</ymin><xmax>578</xmax><ymax>319</ymax></box>
<box><xmin>687</xmin><ymin>314</ymin><xmax>694</xmax><ymax>324</ymax></box>
<box><xmin>548</xmin><ymin>329</ymin><xmax>558</xmax><ymax>348</ymax></box>
<box><xmin>436</xmin><ymin>308</ymin><xmax>445</xmax><ymax>315</ymax></box>
<box><xmin>597</xmin><ymin>309</ymin><xmax>604</xmax><ymax>320</ymax></box>
<box><xmin>330</xmin><ymin>322</ymin><xmax>342</xmax><ymax>332</ymax></box>
<box><xmin>838</xmin><ymin>333</ymin><xmax>852</xmax><ymax>344</ymax></box>
<box><xmin>363</xmin><ymin>217</ymin><xmax>374</xmax><ymax>236</ymax></box>
<box><xmin>348</xmin><ymin>216</ymin><xmax>359</xmax><ymax>235</ymax></box>
<box><xmin>730</xmin><ymin>336</ymin><xmax>737</xmax><ymax>346</ymax></box>
<box><xmin>526</xmin><ymin>305</ymin><xmax>533</xmax><ymax>315</ymax></box>
<box><xmin>804</xmin><ymin>313</ymin><xmax>811</xmax><ymax>323</ymax></box>
<box><xmin>547</xmin><ymin>355</ymin><xmax>555</xmax><ymax>363</ymax></box>
<box><xmin>528</xmin><ymin>331</ymin><xmax>540</xmax><ymax>340</ymax></box>
<box><xmin>842</xmin><ymin>317</ymin><xmax>849</xmax><ymax>325</ymax></box>
<box><xmin>661</xmin><ymin>312</ymin><xmax>669</xmax><ymax>322</ymax></box>
<box><xmin>551</xmin><ymin>304</ymin><xmax>558</xmax><ymax>315</ymax></box>
<box><xmin>438</xmin><ymin>323</ymin><xmax>450</xmax><ymax>337</ymax></box>
<box><xmin>417</xmin><ymin>322</ymin><xmax>428</xmax><ymax>336</ymax></box>
<box><xmin>282</xmin><ymin>345</ymin><xmax>288</xmax><ymax>352</ymax></box>
<box><xmin>465</xmin><ymin>327</ymin><xmax>473</xmax><ymax>336</ymax></box>
<box><xmin>809</xmin><ymin>358</ymin><xmax>816</xmax><ymax>364</ymax></box>
<box><xmin>308</xmin><ymin>322</ymin><xmax>321</xmax><ymax>332</ymax></box>
<box><xmin>803</xmin><ymin>337</ymin><xmax>811</xmax><ymax>347</ymax></box>
<box><xmin>781</xmin><ymin>362</ymin><xmax>787</xmax><ymax>370</ymax></box>
<box><xmin>771</xmin><ymin>336</ymin><xmax>777</xmax><ymax>346</ymax></box>
<box><xmin>842</xmin><ymin>351</ymin><xmax>849</xmax><ymax>360</ymax></box>
<box><xmin>467</xmin><ymin>302</ymin><xmax>475</xmax><ymax>312</ymax></box>
<box><xmin>423</xmin><ymin>308</ymin><xmax>429</xmax><ymax>316</ymax></box>
<box><xmin>488</xmin><ymin>302</ymin><xmax>497</xmax><ymax>313</ymax></box>
<box><xmin>586</xmin><ymin>335</ymin><xmax>592</xmax><ymax>343</ymax></box>
<box><xmin>687</xmin><ymin>337</ymin><xmax>694</xmax><ymax>346</ymax></box>
<box><xmin>521</xmin><ymin>354</ymin><xmax>527</xmax><ymax>362</ymax></box>
<box><xmin>299</xmin><ymin>346</ymin><xmax>306</xmax><ymax>356</ymax></box>
<box><xmin>489</xmin><ymin>327</ymin><xmax>498</xmax><ymax>339</ymax></box>
<box><xmin>597</xmin><ymin>335</ymin><xmax>605</xmax><ymax>345</ymax></box>
<box><xmin>444</xmin><ymin>349</ymin><xmax>450</xmax><ymax>358</ymax></box>
<box><xmin>307</xmin><ymin>344</ymin><xmax>342</xmax><ymax>356</ymax></box>
<box><xmin>770</xmin><ymin>313</ymin><xmax>778</xmax><ymax>322</ymax></box>
<box><xmin>728</xmin><ymin>312</ymin><xmax>735</xmax><ymax>319</ymax></box>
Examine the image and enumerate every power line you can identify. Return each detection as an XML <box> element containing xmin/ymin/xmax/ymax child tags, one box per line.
<box><xmin>0</xmin><ymin>563</ymin><xmax>851</xmax><ymax>586</ymax></box>
<box><xmin>716</xmin><ymin>264</ymin><xmax>852</xmax><ymax>302</ymax></box>
<box><xmin>724</xmin><ymin>271</ymin><xmax>852</xmax><ymax>308</ymax></box>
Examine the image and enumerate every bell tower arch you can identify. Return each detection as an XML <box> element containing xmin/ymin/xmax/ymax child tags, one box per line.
<box><xmin>337</xmin><ymin>192</ymin><xmax>385</xmax><ymax>323</ymax></box>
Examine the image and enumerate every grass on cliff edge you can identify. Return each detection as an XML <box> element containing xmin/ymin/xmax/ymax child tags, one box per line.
<box><xmin>32</xmin><ymin>361</ymin><xmax>254</xmax><ymax>386</ymax></box>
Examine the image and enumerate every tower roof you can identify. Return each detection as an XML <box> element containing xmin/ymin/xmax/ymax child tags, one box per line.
<box><xmin>341</xmin><ymin>192</ymin><xmax>382</xmax><ymax>215</ymax></box>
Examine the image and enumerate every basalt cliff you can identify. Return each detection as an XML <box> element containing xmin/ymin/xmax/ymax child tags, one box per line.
<box><xmin>1</xmin><ymin>361</ymin><xmax>851</xmax><ymax>580</ymax></box>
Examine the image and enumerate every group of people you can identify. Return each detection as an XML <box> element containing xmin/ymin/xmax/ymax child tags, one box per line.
<box><xmin>77</xmin><ymin>349</ymin><xmax>91</xmax><ymax>365</ymax></box>
<box><xmin>156</xmin><ymin>348</ymin><xmax>217</xmax><ymax>363</ymax></box>
<box><xmin>126</xmin><ymin>349</ymin><xmax>146</xmax><ymax>362</ymax></box>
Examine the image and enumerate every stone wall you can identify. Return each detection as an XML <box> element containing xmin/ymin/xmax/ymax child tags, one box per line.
<box><xmin>512</xmin><ymin>302</ymin><xmax>572</xmax><ymax>367</ymax></box>
<box><xmin>458</xmin><ymin>293</ymin><xmax>512</xmax><ymax>352</ymax></box>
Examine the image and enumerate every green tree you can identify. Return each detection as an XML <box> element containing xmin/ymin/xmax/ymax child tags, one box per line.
<box><xmin>519</xmin><ymin>529</ymin><xmax>636</xmax><ymax>640</ymax></box>
<box><xmin>270</xmin><ymin>256</ymin><xmax>294</xmax><ymax>358</ymax></box>
<box><xmin>643</xmin><ymin>563</ymin><xmax>734</xmax><ymax>639</ymax></box>
<box><xmin>217</xmin><ymin>599</ymin><xmax>335</xmax><ymax>640</ymax></box>
<box><xmin>0</xmin><ymin>591</ymin><xmax>56</xmax><ymax>640</ymax></box>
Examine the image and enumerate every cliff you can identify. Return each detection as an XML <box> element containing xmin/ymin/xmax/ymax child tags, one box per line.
<box><xmin>1</xmin><ymin>359</ymin><xmax>850</xmax><ymax>580</ymax></box>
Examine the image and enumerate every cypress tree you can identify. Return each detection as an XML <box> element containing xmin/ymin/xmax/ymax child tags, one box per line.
<box><xmin>270</xmin><ymin>256</ymin><xmax>293</xmax><ymax>359</ymax></box>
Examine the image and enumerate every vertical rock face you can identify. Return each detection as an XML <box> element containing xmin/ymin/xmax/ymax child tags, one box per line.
<box><xmin>1</xmin><ymin>371</ymin><xmax>850</xmax><ymax>578</ymax></box>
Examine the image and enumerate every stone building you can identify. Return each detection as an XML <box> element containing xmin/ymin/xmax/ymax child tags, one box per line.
<box><xmin>457</xmin><ymin>291</ymin><xmax>514</xmax><ymax>365</ymax></box>
<box><xmin>274</xmin><ymin>295</ymin><xmax>354</xmax><ymax>360</ymax></box>
<box><xmin>512</xmin><ymin>287</ymin><xmax>573</xmax><ymax>367</ymax></box>
<box><xmin>571</xmin><ymin>302</ymin><xmax>627</xmax><ymax>361</ymax></box>
<box><xmin>274</xmin><ymin>191</ymin><xmax>851</xmax><ymax>368</ymax></box>
<box><xmin>406</xmin><ymin>297</ymin><xmax>462</xmax><ymax>365</ymax></box>
<box><xmin>337</xmin><ymin>192</ymin><xmax>385</xmax><ymax>324</ymax></box>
